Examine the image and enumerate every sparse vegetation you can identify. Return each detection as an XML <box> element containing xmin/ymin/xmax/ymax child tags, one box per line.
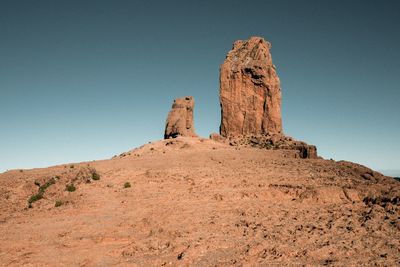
<box><xmin>66</xmin><ymin>184</ymin><xmax>76</xmax><ymax>192</ymax></box>
<box><xmin>55</xmin><ymin>200</ymin><xmax>63</xmax><ymax>207</ymax></box>
<box><xmin>74</xmin><ymin>167</ymin><xmax>100</xmax><ymax>183</ymax></box>
<box><xmin>39</xmin><ymin>178</ymin><xmax>56</xmax><ymax>193</ymax></box>
<box><xmin>27</xmin><ymin>177</ymin><xmax>56</xmax><ymax>207</ymax></box>
<box><xmin>28</xmin><ymin>194</ymin><xmax>43</xmax><ymax>204</ymax></box>
<box><xmin>91</xmin><ymin>170</ymin><xmax>100</xmax><ymax>180</ymax></box>
<box><xmin>124</xmin><ymin>182</ymin><xmax>131</xmax><ymax>188</ymax></box>
<box><xmin>70</xmin><ymin>165</ymin><xmax>74</xmax><ymax>169</ymax></box>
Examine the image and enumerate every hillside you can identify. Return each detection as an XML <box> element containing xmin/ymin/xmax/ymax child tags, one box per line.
<box><xmin>0</xmin><ymin>137</ymin><xmax>399</xmax><ymax>266</ymax></box>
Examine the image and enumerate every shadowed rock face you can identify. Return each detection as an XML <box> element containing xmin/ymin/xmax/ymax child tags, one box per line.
<box><xmin>164</xmin><ymin>96</ymin><xmax>197</xmax><ymax>139</ymax></box>
<box><xmin>220</xmin><ymin>36</ymin><xmax>282</xmax><ymax>137</ymax></box>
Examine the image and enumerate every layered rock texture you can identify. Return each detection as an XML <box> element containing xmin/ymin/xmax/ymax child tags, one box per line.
<box><xmin>218</xmin><ymin>37</ymin><xmax>317</xmax><ymax>158</ymax></box>
<box><xmin>220</xmin><ymin>36</ymin><xmax>282</xmax><ymax>137</ymax></box>
<box><xmin>164</xmin><ymin>96</ymin><xmax>197</xmax><ymax>139</ymax></box>
<box><xmin>227</xmin><ymin>134</ymin><xmax>318</xmax><ymax>159</ymax></box>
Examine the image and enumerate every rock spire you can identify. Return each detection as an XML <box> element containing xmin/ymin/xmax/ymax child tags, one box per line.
<box><xmin>164</xmin><ymin>96</ymin><xmax>197</xmax><ymax>139</ymax></box>
<box><xmin>219</xmin><ymin>36</ymin><xmax>282</xmax><ymax>137</ymax></box>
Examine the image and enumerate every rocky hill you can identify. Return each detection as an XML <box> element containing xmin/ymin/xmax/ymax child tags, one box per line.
<box><xmin>0</xmin><ymin>137</ymin><xmax>399</xmax><ymax>266</ymax></box>
<box><xmin>0</xmin><ymin>37</ymin><xmax>398</xmax><ymax>266</ymax></box>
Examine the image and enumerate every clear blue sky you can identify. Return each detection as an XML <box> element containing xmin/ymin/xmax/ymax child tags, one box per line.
<box><xmin>1</xmin><ymin>0</ymin><xmax>399</xmax><ymax>175</ymax></box>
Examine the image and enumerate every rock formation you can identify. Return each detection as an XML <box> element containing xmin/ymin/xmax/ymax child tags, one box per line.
<box><xmin>219</xmin><ymin>36</ymin><xmax>282</xmax><ymax>137</ymax></box>
<box><xmin>218</xmin><ymin>37</ymin><xmax>317</xmax><ymax>159</ymax></box>
<box><xmin>164</xmin><ymin>96</ymin><xmax>197</xmax><ymax>139</ymax></box>
<box><xmin>226</xmin><ymin>135</ymin><xmax>318</xmax><ymax>159</ymax></box>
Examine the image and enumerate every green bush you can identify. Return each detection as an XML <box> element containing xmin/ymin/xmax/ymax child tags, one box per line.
<box><xmin>55</xmin><ymin>200</ymin><xmax>63</xmax><ymax>207</ymax></box>
<box><xmin>91</xmin><ymin>171</ymin><xmax>100</xmax><ymax>181</ymax></box>
<box><xmin>124</xmin><ymin>182</ymin><xmax>131</xmax><ymax>188</ymax></box>
<box><xmin>66</xmin><ymin>184</ymin><xmax>76</xmax><ymax>192</ymax></box>
<box><xmin>38</xmin><ymin>178</ymin><xmax>56</xmax><ymax>194</ymax></box>
<box><xmin>27</xmin><ymin>177</ymin><xmax>56</xmax><ymax>207</ymax></box>
<box><xmin>28</xmin><ymin>193</ymin><xmax>43</xmax><ymax>204</ymax></box>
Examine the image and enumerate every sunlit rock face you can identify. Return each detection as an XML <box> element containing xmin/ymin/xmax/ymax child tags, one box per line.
<box><xmin>164</xmin><ymin>96</ymin><xmax>197</xmax><ymax>139</ymax></box>
<box><xmin>219</xmin><ymin>36</ymin><xmax>282</xmax><ymax>137</ymax></box>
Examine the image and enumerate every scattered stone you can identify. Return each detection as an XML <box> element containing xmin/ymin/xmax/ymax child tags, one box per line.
<box><xmin>177</xmin><ymin>252</ymin><xmax>184</xmax><ymax>260</ymax></box>
<box><xmin>209</xmin><ymin>133</ymin><xmax>226</xmax><ymax>143</ymax></box>
<box><xmin>225</xmin><ymin>134</ymin><xmax>318</xmax><ymax>159</ymax></box>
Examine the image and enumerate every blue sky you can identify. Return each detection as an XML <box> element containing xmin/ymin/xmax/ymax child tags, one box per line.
<box><xmin>0</xmin><ymin>0</ymin><xmax>399</xmax><ymax>175</ymax></box>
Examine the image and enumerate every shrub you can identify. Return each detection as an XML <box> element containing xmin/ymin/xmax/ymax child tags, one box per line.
<box><xmin>91</xmin><ymin>171</ymin><xmax>100</xmax><ymax>181</ymax></box>
<box><xmin>27</xmin><ymin>177</ymin><xmax>56</xmax><ymax>207</ymax></box>
<box><xmin>55</xmin><ymin>200</ymin><xmax>63</xmax><ymax>207</ymax></box>
<box><xmin>66</xmin><ymin>184</ymin><xmax>76</xmax><ymax>192</ymax></box>
<box><xmin>28</xmin><ymin>193</ymin><xmax>43</xmax><ymax>204</ymax></box>
<box><xmin>124</xmin><ymin>182</ymin><xmax>131</xmax><ymax>188</ymax></box>
<box><xmin>38</xmin><ymin>178</ymin><xmax>56</xmax><ymax>194</ymax></box>
<box><xmin>70</xmin><ymin>165</ymin><xmax>74</xmax><ymax>169</ymax></box>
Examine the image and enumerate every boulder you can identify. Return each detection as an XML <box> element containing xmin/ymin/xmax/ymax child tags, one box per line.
<box><xmin>222</xmin><ymin>134</ymin><xmax>318</xmax><ymax>159</ymax></box>
<box><xmin>295</xmin><ymin>143</ymin><xmax>318</xmax><ymax>159</ymax></box>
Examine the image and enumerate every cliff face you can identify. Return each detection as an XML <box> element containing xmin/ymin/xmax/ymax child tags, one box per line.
<box><xmin>219</xmin><ymin>37</ymin><xmax>282</xmax><ymax>137</ymax></box>
<box><xmin>217</xmin><ymin>37</ymin><xmax>316</xmax><ymax>158</ymax></box>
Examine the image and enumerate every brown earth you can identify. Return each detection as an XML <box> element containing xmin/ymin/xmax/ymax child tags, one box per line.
<box><xmin>0</xmin><ymin>137</ymin><xmax>399</xmax><ymax>266</ymax></box>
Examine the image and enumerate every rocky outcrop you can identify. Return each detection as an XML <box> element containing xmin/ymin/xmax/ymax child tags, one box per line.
<box><xmin>226</xmin><ymin>134</ymin><xmax>318</xmax><ymax>159</ymax></box>
<box><xmin>219</xmin><ymin>36</ymin><xmax>282</xmax><ymax>137</ymax></box>
<box><xmin>164</xmin><ymin>96</ymin><xmax>197</xmax><ymax>139</ymax></box>
<box><xmin>216</xmin><ymin>37</ymin><xmax>318</xmax><ymax>158</ymax></box>
<box><xmin>209</xmin><ymin>133</ymin><xmax>226</xmax><ymax>143</ymax></box>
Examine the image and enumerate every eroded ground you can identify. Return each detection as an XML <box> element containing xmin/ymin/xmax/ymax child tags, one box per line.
<box><xmin>0</xmin><ymin>137</ymin><xmax>399</xmax><ymax>266</ymax></box>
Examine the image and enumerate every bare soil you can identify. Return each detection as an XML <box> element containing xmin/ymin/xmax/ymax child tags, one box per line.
<box><xmin>0</xmin><ymin>137</ymin><xmax>399</xmax><ymax>266</ymax></box>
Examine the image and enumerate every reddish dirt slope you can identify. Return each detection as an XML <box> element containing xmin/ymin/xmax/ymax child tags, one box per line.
<box><xmin>0</xmin><ymin>137</ymin><xmax>399</xmax><ymax>266</ymax></box>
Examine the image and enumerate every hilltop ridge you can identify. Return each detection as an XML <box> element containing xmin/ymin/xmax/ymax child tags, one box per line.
<box><xmin>0</xmin><ymin>137</ymin><xmax>399</xmax><ymax>265</ymax></box>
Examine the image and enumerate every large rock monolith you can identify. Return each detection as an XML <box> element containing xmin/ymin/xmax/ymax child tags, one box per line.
<box><xmin>164</xmin><ymin>96</ymin><xmax>197</xmax><ymax>139</ymax></box>
<box><xmin>219</xmin><ymin>36</ymin><xmax>282</xmax><ymax>137</ymax></box>
<box><xmin>217</xmin><ymin>37</ymin><xmax>317</xmax><ymax>159</ymax></box>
